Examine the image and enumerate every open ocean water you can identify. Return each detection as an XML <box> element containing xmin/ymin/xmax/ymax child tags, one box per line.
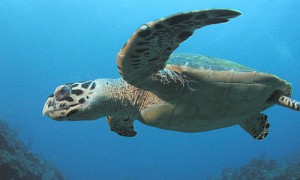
<box><xmin>1</xmin><ymin>0</ymin><xmax>300</xmax><ymax>179</ymax></box>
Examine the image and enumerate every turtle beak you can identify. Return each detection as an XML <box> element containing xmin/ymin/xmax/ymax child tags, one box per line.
<box><xmin>42</xmin><ymin>94</ymin><xmax>82</xmax><ymax>120</ymax></box>
<box><xmin>42</xmin><ymin>97</ymin><xmax>56</xmax><ymax>116</ymax></box>
<box><xmin>42</xmin><ymin>96</ymin><xmax>69</xmax><ymax>120</ymax></box>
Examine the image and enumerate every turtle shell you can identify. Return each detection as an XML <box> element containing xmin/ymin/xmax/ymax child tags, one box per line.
<box><xmin>139</xmin><ymin>53</ymin><xmax>291</xmax><ymax>132</ymax></box>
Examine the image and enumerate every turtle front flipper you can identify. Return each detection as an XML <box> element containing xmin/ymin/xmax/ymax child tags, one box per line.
<box><xmin>106</xmin><ymin>116</ymin><xmax>137</xmax><ymax>137</ymax></box>
<box><xmin>117</xmin><ymin>9</ymin><xmax>241</xmax><ymax>100</ymax></box>
<box><xmin>117</xmin><ymin>9</ymin><xmax>241</xmax><ymax>101</ymax></box>
<box><xmin>239</xmin><ymin>113</ymin><xmax>270</xmax><ymax>140</ymax></box>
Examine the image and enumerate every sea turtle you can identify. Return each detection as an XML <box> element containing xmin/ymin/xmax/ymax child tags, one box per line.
<box><xmin>43</xmin><ymin>9</ymin><xmax>300</xmax><ymax>140</ymax></box>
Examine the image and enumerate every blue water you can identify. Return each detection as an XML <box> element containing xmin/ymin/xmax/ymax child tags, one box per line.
<box><xmin>1</xmin><ymin>0</ymin><xmax>300</xmax><ymax>179</ymax></box>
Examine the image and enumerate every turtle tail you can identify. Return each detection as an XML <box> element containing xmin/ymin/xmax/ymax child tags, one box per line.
<box><xmin>277</xmin><ymin>95</ymin><xmax>300</xmax><ymax>111</ymax></box>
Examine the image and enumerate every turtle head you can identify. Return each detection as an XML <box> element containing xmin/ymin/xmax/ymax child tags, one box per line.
<box><xmin>43</xmin><ymin>80</ymin><xmax>100</xmax><ymax>121</ymax></box>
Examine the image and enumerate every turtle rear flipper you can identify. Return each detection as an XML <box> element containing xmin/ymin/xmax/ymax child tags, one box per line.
<box><xmin>268</xmin><ymin>88</ymin><xmax>300</xmax><ymax>111</ymax></box>
<box><xmin>239</xmin><ymin>113</ymin><xmax>270</xmax><ymax>140</ymax></box>
<box><xmin>107</xmin><ymin>116</ymin><xmax>137</xmax><ymax>137</ymax></box>
<box><xmin>117</xmin><ymin>9</ymin><xmax>241</xmax><ymax>101</ymax></box>
<box><xmin>277</xmin><ymin>95</ymin><xmax>300</xmax><ymax>111</ymax></box>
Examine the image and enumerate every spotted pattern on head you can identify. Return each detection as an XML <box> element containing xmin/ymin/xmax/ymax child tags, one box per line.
<box><xmin>43</xmin><ymin>80</ymin><xmax>97</xmax><ymax>120</ymax></box>
<box><xmin>116</xmin><ymin>9</ymin><xmax>241</xmax><ymax>87</ymax></box>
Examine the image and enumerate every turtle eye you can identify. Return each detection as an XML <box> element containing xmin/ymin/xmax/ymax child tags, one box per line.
<box><xmin>54</xmin><ymin>85</ymin><xmax>71</xmax><ymax>101</ymax></box>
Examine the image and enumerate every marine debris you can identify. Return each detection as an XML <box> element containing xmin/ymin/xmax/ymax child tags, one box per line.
<box><xmin>0</xmin><ymin>119</ymin><xmax>64</xmax><ymax>179</ymax></box>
